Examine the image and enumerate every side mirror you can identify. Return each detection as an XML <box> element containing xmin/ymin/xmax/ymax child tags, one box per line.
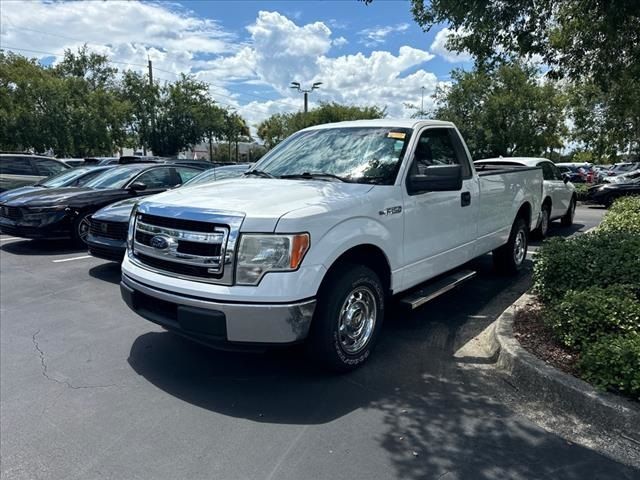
<box><xmin>129</xmin><ymin>181</ymin><xmax>147</xmax><ymax>192</ymax></box>
<box><xmin>408</xmin><ymin>164</ymin><xmax>462</xmax><ymax>193</ymax></box>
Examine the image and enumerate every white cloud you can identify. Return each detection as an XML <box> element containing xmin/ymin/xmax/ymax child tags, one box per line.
<box><xmin>430</xmin><ymin>27</ymin><xmax>473</xmax><ymax>63</ymax></box>
<box><xmin>358</xmin><ymin>23</ymin><xmax>410</xmax><ymax>47</ymax></box>
<box><xmin>1</xmin><ymin>2</ymin><xmax>447</xmax><ymax>128</ymax></box>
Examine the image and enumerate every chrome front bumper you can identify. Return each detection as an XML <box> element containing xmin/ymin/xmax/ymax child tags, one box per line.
<box><xmin>121</xmin><ymin>274</ymin><xmax>316</xmax><ymax>345</ymax></box>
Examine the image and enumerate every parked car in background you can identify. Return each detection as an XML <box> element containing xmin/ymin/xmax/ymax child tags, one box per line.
<box><xmin>0</xmin><ymin>166</ymin><xmax>115</xmax><ymax>203</ymax></box>
<box><xmin>556</xmin><ymin>165</ymin><xmax>586</xmax><ymax>183</ymax></box>
<box><xmin>84</xmin><ymin>157</ymin><xmax>120</xmax><ymax>166</ymax></box>
<box><xmin>87</xmin><ymin>164</ymin><xmax>250</xmax><ymax>261</ymax></box>
<box><xmin>0</xmin><ymin>163</ymin><xmax>204</xmax><ymax>244</ymax></box>
<box><xmin>0</xmin><ymin>153</ymin><xmax>70</xmax><ymax>192</ymax></box>
<box><xmin>603</xmin><ymin>169</ymin><xmax>640</xmax><ymax>184</ymax></box>
<box><xmin>60</xmin><ymin>158</ymin><xmax>86</xmax><ymax>167</ymax></box>
<box><xmin>606</xmin><ymin>162</ymin><xmax>640</xmax><ymax>176</ymax></box>
<box><xmin>475</xmin><ymin>157</ymin><xmax>576</xmax><ymax>238</ymax></box>
<box><xmin>588</xmin><ymin>176</ymin><xmax>640</xmax><ymax>207</ymax></box>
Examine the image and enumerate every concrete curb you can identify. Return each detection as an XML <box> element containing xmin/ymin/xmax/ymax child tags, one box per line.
<box><xmin>494</xmin><ymin>292</ymin><xmax>640</xmax><ymax>434</ymax></box>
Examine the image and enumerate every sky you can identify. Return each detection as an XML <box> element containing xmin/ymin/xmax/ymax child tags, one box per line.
<box><xmin>0</xmin><ymin>0</ymin><xmax>472</xmax><ymax>132</ymax></box>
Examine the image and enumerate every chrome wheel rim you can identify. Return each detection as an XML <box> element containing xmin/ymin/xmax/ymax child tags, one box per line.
<box><xmin>338</xmin><ymin>286</ymin><xmax>377</xmax><ymax>355</ymax></box>
<box><xmin>513</xmin><ymin>229</ymin><xmax>526</xmax><ymax>265</ymax></box>
<box><xmin>78</xmin><ymin>215</ymin><xmax>91</xmax><ymax>243</ymax></box>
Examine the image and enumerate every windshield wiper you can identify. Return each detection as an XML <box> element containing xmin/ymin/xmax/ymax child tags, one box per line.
<box><xmin>280</xmin><ymin>172</ymin><xmax>349</xmax><ymax>183</ymax></box>
<box><xmin>244</xmin><ymin>169</ymin><xmax>275</xmax><ymax>179</ymax></box>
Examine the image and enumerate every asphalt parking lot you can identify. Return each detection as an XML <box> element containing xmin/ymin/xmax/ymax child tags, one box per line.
<box><xmin>1</xmin><ymin>205</ymin><xmax>637</xmax><ymax>480</ymax></box>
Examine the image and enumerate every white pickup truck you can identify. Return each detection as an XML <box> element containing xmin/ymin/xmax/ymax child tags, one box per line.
<box><xmin>120</xmin><ymin>119</ymin><xmax>543</xmax><ymax>370</ymax></box>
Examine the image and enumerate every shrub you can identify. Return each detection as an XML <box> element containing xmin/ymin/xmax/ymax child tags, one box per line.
<box><xmin>543</xmin><ymin>286</ymin><xmax>640</xmax><ymax>350</ymax></box>
<box><xmin>599</xmin><ymin>196</ymin><xmax>640</xmax><ymax>234</ymax></box>
<box><xmin>533</xmin><ymin>230</ymin><xmax>640</xmax><ymax>304</ymax></box>
<box><xmin>573</xmin><ymin>183</ymin><xmax>590</xmax><ymax>202</ymax></box>
<box><xmin>578</xmin><ymin>334</ymin><xmax>640</xmax><ymax>398</ymax></box>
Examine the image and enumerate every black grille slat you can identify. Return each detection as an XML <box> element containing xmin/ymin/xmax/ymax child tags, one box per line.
<box><xmin>135</xmin><ymin>253</ymin><xmax>222</xmax><ymax>279</ymax></box>
<box><xmin>1</xmin><ymin>206</ymin><xmax>22</xmax><ymax>220</ymax></box>
<box><xmin>90</xmin><ymin>219</ymin><xmax>128</xmax><ymax>240</ymax></box>
<box><xmin>138</xmin><ymin>213</ymin><xmax>221</xmax><ymax>233</ymax></box>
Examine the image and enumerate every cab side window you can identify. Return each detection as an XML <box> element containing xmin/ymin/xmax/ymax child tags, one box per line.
<box><xmin>411</xmin><ymin>128</ymin><xmax>471</xmax><ymax>177</ymax></box>
<box><xmin>550</xmin><ymin>163</ymin><xmax>564</xmax><ymax>181</ymax></box>
<box><xmin>133</xmin><ymin>168</ymin><xmax>179</xmax><ymax>189</ymax></box>
<box><xmin>1</xmin><ymin>157</ymin><xmax>35</xmax><ymax>175</ymax></box>
<box><xmin>538</xmin><ymin>161</ymin><xmax>560</xmax><ymax>181</ymax></box>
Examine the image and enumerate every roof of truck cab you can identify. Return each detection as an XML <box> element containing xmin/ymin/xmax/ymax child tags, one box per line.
<box><xmin>476</xmin><ymin>157</ymin><xmax>552</xmax><ymax>167</ymax></box>
<box><xmin>301</xmin><ymin>119</ymin><xmax>455</xmax><ymax>131</ymax></box>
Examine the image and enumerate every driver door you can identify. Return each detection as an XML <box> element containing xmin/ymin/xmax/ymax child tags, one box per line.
<box><xmin>401</xmin><ymin>127</ymin><xmax>479</xmax><ymax>290</ymax></box>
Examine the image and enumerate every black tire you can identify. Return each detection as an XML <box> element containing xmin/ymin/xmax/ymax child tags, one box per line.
<box><xmin>532</xmin><ymin>204</ymin><xmax>550</xmax><ymax>239</ymax></box>
<box><xmin>561</xmin><ymin>196</ymin><xmax>576</xmax><ymax>226</ymax></box>
<box><xmin>307</xmin><ymin>264</ymin><xmax>385</xmax><ymax>372</ymax></box>
<box><xmin>72</xmin><ymin>211</ymin><xmax>93</xmax><ymax>246</ymax></box>
<box><xmin>493</xmin><ymin>217</ymin><xmax>528</xmax><ymax>275</ymax></box>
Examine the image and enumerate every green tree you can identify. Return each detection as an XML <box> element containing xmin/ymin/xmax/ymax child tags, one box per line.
<box><xmin>434</xmin><ymin>62</ymin><xmax>566</xmax><ymax>159</ymax></box>
<box><xmin>257</xmin><ymin>102</ymin><xmax>386</xmax><ymax>148</ymax></box>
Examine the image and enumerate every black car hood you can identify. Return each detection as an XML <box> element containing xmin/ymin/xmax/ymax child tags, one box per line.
<box><xmin>2</xmin><ymin>187</ymin><xmax>133</xmax><ymax>209</ymax></box>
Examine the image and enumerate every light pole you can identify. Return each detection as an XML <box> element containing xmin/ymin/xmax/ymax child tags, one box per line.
<box><xmin>420</xmin><ymin>86</ymin><xmax>426</xmax><ymax>118</ymax></box>
<box><xmin>291</xmin><ymin>81</ymin><xmax>322</xmax><ymax>113</ymax></box>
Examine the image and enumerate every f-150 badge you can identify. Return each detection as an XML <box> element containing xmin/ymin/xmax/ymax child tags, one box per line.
<box><xmin>379</xmin><ymin>206</ymin><xmax>402</xmax><ymax>216</ymax></box>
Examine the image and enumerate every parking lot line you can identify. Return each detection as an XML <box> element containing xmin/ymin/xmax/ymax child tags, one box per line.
<box><xmin>0</xmin><ymin>236</ymin><xmax>22</xmax><ymax>242</ymax></box>
<box><xmin>52</xmin><ymin>255</ymin><xmax>93</xmax><ymax>263</ymax></box>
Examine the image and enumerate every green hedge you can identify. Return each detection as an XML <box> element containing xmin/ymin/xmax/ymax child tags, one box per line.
<box><xmin>573</xmin><ymin>183</ymin><xmax>590</xmax><ymax>202</ymax></box>
<box><xmin>533</xmin><ymin>231</ymin><xmax>640</xmax><ymax>304</ymax></box>
<box><xmin>543</xmin><ymin>286</ymin><xmax>640</xmax><ymax>350</ymax></box>
<box><xmin>599</xmin><ymin>196</ymin><xmax>640</xmax><ymax>234</ymax></box>
<box><xmin>579</xmin><ymin>334</ymin><xmax>640</xmax><ymax>399</ymax></box>
<box><xmin>533</xmin><ymin>200</ymin><xmax>640</xmax><ymax>398</ymax></box>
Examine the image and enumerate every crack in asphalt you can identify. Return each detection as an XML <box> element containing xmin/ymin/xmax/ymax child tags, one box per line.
<box><xmin>31</xmin><ymin>329</ymin><xmax>117</xmax><ymax>390</ymax></box>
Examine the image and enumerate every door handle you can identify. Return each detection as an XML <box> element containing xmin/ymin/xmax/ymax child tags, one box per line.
<box><xmin>461</xmin><ymin>191</ymin><xmax>471</xmax><ymax>207</ymax></box>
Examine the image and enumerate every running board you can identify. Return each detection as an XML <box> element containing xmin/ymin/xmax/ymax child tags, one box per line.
<box><xmin>400</xmin><ymin>270</ymin><xmax>477</xmax><ymax>310</ymax></box>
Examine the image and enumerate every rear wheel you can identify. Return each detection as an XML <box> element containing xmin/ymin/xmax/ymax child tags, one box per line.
<box><xmin>307</xmin><ymin>264</ymin><xmax>385</xmax><ymax>372</ymax></box>
<box><xmin>493</xmin><ymin>217</ymin><xmax>528</xmax><ymax>275</ymax></box>
<box><xmin>532</xmin><ymin>204</ymin><xmax>550</xmax><ymax>239</ymax></box>
<box><xmin>561</xmin><ymin>197</ymin><xmax>576</xmax><ymax>226</ymax></box>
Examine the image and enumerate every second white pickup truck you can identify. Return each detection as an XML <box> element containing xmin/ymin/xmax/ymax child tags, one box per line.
<box><xmin>120</xmin><ymin>119</ymin><xmax>543</xmax><ymax>370</ymax></box>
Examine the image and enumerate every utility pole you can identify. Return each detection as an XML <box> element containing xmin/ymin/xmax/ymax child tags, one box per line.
<box><xmin>148</xmin><ymin>58</ymin><xmax>155</xmax><ymax>156</ymax></box>
<box><xmin>420</xmin><ymin>86</ymin><xmax>426</xmax><ymax>118</ymax></box>
<box><xmin>290</xmin><ymin>81</ymin><xmax>322</xmax><ymax>113</ymax></box>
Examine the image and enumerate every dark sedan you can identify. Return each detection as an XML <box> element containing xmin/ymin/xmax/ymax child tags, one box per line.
<box><xmin>87</xmin><ymin>164</ymin><xmax>250</xmax><ymax>261</ymax></box>
<box><xmin>0</xmin><ymin>166</ymin><xmax>114</xmax><ymax>203</ymax></box>
<box><xmin>587</xmin><ymin>177</ymin><xmax>640</xmax><ymax>207</ymax></box>
<box><xmin>0</xmin><ymin>163</ymin><xmax>204</xmax><ymax>244</ymax></box>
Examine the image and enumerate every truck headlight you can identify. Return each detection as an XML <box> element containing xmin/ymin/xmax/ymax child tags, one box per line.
<box><xmin>236</xmin><ymin>233</ymin><xmax>310</xmax><ymax>285</ymax></box>
<box><xmin>127</xmin><ymin>205</ymin><xmax>138</xmax><ymax>251</ymax></box>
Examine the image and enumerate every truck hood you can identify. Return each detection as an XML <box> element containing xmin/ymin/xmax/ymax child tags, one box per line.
<box><xmin>138</xmin><ymin>178</ymin><xmax>375</xmax><ymax>231</ymax></box>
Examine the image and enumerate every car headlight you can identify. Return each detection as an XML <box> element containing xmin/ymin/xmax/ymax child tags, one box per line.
<box><xmin>127</xmin><ymin>205</ymin><xmax>138</xmax><ymax>251</ymax></box>
<box><xmin>236</xmin><ymin>233</ymin><xmax>310</xmax><ymax>285</ymax></box>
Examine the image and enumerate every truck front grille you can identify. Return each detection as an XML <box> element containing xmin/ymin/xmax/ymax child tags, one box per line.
<box><xmin>90</xmin><ymin>219</ymin><xmax>128</xmax><ymax>240</ymax></box>
<box><xmin>1</xmin><ymin>206</ymin><xmax>22</xmax><ymax>220</ymax></box>
<box><xmin>132</xmin><ymin>212</ymin><xmax>230</xmax><ymax>283</ymax></box>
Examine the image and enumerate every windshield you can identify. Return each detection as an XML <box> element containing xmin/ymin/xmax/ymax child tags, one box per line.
<box><xmin>254</xmin><ymin>127</ymin><xmax>413</xmax><ymax>184</ymax></box>
<box><xmin>84</xmin><ymin>166</ymin><xmax>145</xmax><ymax>189</ymax></box>
<box><xmin>38</xmin><ymin>167</ymin><xmax>94</xmax><ymax>187</ymax></box>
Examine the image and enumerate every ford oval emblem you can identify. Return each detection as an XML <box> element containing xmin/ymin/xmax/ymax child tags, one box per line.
<box><xmin>150</xmin><ymin>235</ymin><xmax>170</xmax><ymax>250</ymax></box>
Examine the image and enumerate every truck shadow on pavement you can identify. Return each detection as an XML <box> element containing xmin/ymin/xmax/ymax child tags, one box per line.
<box><xmin>126</xmin><ymin>255</ymin><xmax>635</xmax><ymax>478</ymax></box>
<box><xmin>88</xmin><ymin>262</ymin><xmax>122</xmax><ymax>285</ymax></box>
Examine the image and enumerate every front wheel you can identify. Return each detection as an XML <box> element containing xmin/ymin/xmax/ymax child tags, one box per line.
<box><xmin>493</xmin><ymin>217</ymin><xmax>528</xmax><ymax>275</ymax></box>
<box><xmin>307</xmin><ymin>264</ymin><xmax>385</xmax><ymax>372</ymax></box>
<box><xmin>72</xmin><ymin>212</ymin><xmax>92</xmax><ymax>245</ymax></box>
